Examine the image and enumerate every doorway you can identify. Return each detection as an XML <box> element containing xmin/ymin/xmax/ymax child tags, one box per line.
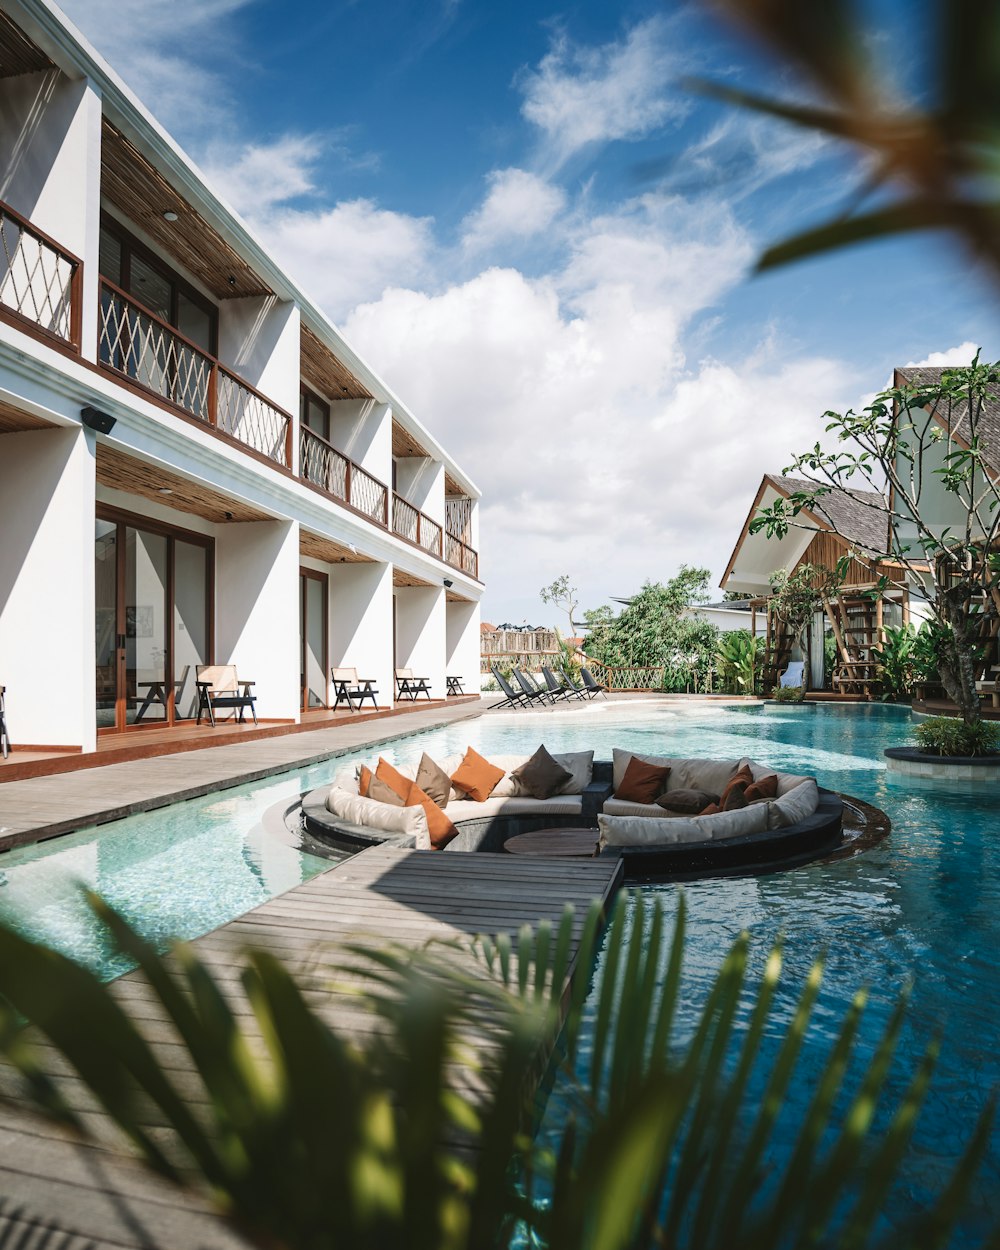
<box><xmin>300</xmin><ymin>568</ymin><xmax>328</xmax><ymax>710</ymax></box>
<box><xmin>95</xmin><ymin>509</ymin><xmax>212</xmax><ymax>733</ymax></box>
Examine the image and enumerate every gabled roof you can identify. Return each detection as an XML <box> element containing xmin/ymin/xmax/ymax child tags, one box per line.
<box><xmin>895</xmin><ymin>366</ymin><xmax>1000</xmax><ymax>475</ymax></box>
<box><xmin>768</xmin><ymin>475</ymin><xmax>889</xmax><ymax>556</ymax></box>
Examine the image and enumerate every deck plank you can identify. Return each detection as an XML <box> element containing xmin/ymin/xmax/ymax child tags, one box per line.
<box><xmin>0</xmin><ymin>845</ymin><xmax>622</xmax><ymax>1249</ymax></box>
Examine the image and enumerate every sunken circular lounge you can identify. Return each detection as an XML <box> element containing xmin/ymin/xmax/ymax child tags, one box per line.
<box><xmin>300</xmin><ymin>747</ymin><xmax>849</xmax><ymax>879</ymax></box>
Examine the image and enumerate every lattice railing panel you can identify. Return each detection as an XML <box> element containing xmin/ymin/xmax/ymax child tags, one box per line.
<box><xmin>419</xmin><ymin>515</ymin><xmax>442</xmax><ymax>557</ymax></box>
<box><xmin>217</xmin><ymin>369</ymin><xmax>290</xmax><ymax>467</ymax></box>
<box><xmin>445</xmin><ymin>496</ymin><xmax>473</xmax><ymax>544</ymax></box>
<box><xmin>393</xmin><ymin>494</ymin><xmax>419</xmax><ymax>543</ymax></box>
<box><xmin>350</xmin><ymin>465</ymin><xmax>388</xmax><ymax>524</ymax></box>
<box><xmin>99</xmin><ymin>286</ymin><xmax>211</xmax><ymax>419</ymax></box>
<box><xmin>445</xmin><ymin>532</ymin><xmax>479</xmax><ymax>578</ymax></box>
<box><xmin>0</xmin><ymin>204</ymin><xmax>78</xmax><ymax>344</ymax></box>
<box><xmin>300</xmin><ymin>426</ymin><xmax>348</xmax><ymax>500</ymax></box>
<box><xmin>585</xmin><ymin>663</ymin><xmax>666</xmax><ymax>691</ymax></box>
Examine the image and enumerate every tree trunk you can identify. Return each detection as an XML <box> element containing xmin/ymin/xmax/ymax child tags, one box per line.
<box><xmin>937</xmin><ymin>590</ymin><xmax>981</xmax><ymax>724</ymax></box>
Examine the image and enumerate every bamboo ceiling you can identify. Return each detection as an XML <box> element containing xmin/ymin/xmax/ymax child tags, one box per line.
<box><xmin>392</xmin><ymin>419</ymin><xmax>429</xmax><ymax>458</ymax></box>
<box><xmin>0</xmin><ymin>400</ymin><xmax>55</xmax><ymax>433</ymax></box>
<box><xmin>393</xmin><ymin>568</ymin><xmax>434</xmax><ymax>587</ymax></box>
<box><xmin>444</xmin><ymin>471</ymin><xmax>467</xmax><ymax>497</ymax></box>
<box><xmin>96</xmin><ymin>445</ymin><xmax>269</xmax><ymax>523</ymax></box>
<box><xmin>0</xmin><ymin>12</ymin><xmax>53</xmax><ymax>77</ymax></box>
<box><xmin>446</xmin><ymin>588</ymin><xmax>473</xmax><ymax>603</ymax></box>
<box><xmin>101</xmin><ymin>120</ymin><xmax>271</xmax><ymax>300</ymax></box>
<box><xmin>300</xmin><ymin>530</ymin><xmax>374</xmax><ymax>564</ymax></box>
<box><xmin>300</xmin><ymin>326</ymin><xmax>372</xmax><ymax>402</ymax></box>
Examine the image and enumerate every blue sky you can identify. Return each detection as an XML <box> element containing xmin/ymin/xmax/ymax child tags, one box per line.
<box><xmin>61</xmin><ymin>0</ymin><xmax>1000</xmax><ymax>625</ymax></box>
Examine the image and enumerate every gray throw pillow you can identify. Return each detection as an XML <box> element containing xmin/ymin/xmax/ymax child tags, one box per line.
<box><xmin>368</xmin><ymin>775</ymin><xmax>406</xmax><ymax>807</ymax></box>
<box><xmin>656</xmin><ymin>788</ymin><xmax>718</xmax><ymax>815</ymax></box>
<box><xmin>511</xmin><ymin>745</ymin><xmax>573</xmax><ymax>800</ymax></box>
<box><xmin>415</xmin><ymin>752</ymin><xmax>452</xmax><ymax>808</ymax></box>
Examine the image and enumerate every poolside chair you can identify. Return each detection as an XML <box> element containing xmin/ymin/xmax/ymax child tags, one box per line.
<box><xmin>559</xmin><ymin>667</ymin><xmax>594</xmax><ymax>699</ymax></box>
<box><xmin>195</xmin><ymin>665</ymin><xmax>257</xmax><ymax>727</ymax></box>
<box><xmin>541</xmin><ymin>666</ymin><xmax>582</xmax><ymax>702</ymax></box>
<box><xmin>489</xmin><ymin>667</ymin><xmax>535</xmax><ymax>710</ymax></box>
<box><xmin>580</xmin><ymin>667</ymin><xmax>609</xmax><ymax>700</ymax></box>
<box><xmin>0</xmin><ymin>685</ymin><xmax>9</xmax><ymax>758</ymax></box>
<box><xmin>395</xmin><ymin>668</ymin><xmax>432</xmax><ymax>701</ymax></box>
<box><xmin>331</xmin><ymin>667</ymin><xmax>379</xmax><ymax>712</ymax></box>
<box><xmin>513</xmin><ymin>667</ymin><xmax>556</xmax><ymax>706</ymax></box>
<box><xmin>779</xmin><ymin>661</ymin><xmax>805</xmax><ymax>689</ymax></box>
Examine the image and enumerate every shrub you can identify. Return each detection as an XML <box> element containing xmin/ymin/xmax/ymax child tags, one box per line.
<box><xmin>914</xmin><ymin>716</ymin><xmax>1000</xmax><ymax>757</ymax></box>
<box><xmin>770</xmin><ymin>684</ymin><xmax>805</xmax><ymax>702</ymax></box>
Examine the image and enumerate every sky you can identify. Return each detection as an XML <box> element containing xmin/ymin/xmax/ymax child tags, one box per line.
<box><xmin>60</xmin><ymin>0</ymin><xmax>1000</xmax><ymax>626</ymax></box>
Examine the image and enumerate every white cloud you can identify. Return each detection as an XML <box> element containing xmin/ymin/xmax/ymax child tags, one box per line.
<box><xmin>519</xmin><ymin>17</ymin><xmax>688</xmax><ymax>168</ymax></box>
<box><xmin>202</xmin><ymin>135</ymin><xmax>322</xmax><ymax>215</ymax></box>
<box><xmin>461</xmin><ymin>169</ymin><xmax>566</xmax><ymax>252</ymax></box>
<box><xmin>906</xmin><ymin>342</ymin><xmax>981</xmax><ymax>368</ymax></box>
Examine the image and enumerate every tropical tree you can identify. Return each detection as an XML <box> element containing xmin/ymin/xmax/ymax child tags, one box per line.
<box><xmin>752</xmin><ymin>361</ymin><xmax>1000</xmax><ymax>722</ymax></box>
<box><xmin>694</xmin><ymin>0</ymin><xmax>1000</xmax><ymax>285</ymax></box>
<box><xmin>540</xmin><ymin>576</ymin><xmax>579</xmax><ymax>636</ymax></box>
<box><xmin>0</xmin><ymin>892</ymin><xmax>993</xmax><ymax>1249</ymax></box>
<box><xmin>769</xmin><ymin>563</ymin><xmax>843</xmax><ymax>663</ymax></box>
<box><xmin>715</xmin><ymin>628</ymin><xmax>761</xmax><ymax>694</ymax></box>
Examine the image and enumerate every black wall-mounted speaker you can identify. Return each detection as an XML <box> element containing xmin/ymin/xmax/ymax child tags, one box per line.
<box><xmin>80</xmin><ymin>405</ymin><xmax>116</xmax><ymax>434</ymax></box>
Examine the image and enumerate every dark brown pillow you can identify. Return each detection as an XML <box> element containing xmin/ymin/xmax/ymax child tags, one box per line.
<box><xmin>657</xmin><ymin>788</ymin><xmax>718</xmax><ymax>815</ymax></box>
<box><xmin>511</xmin><ymin>745</ymin><xmax>573</xmax><ymax>800</ymax></box>
<box><xmin>699</xmin><ymin>802</ymin><xmax>721</xmax><ymax>816</ymax></box>
<box><xmin>415</xmin><ymin>752</ymin><xmax>452</xmax><ymax>808</ymax></box>
<box><xmin>719</xmin><ymin>764</ymin><xmax>753</xmax><ymax>811</ymax></box>
<box><xmin>367</xmin><ymin>774</ymin><xmax>406</xmax><ymax>806</ymax></box>
<box><xmin>745</xmin><ymin>773</ymin><xmax>778</xmax><ymax>802</ymax></box>
<box><xmin>617</xmin><ymin>756</ymin><xmax>671</xmax><ymax>804</ymax></box>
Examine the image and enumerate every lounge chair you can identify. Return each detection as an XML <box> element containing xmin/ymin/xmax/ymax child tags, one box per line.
<box><xmin>395</xmin><ymin>668</ymin><xmax>432</xmax><ymax>701</ymax></box>
<box><xmin>541</xmin><ymin>666</ymin><xmax>583</xmax><ymax>702</ymax></box>
<box><xmin>580</xmin><ymin>667</ymin><xmax>609</xmax><ymax>700</ymax></box>
<box><xmin>514</xmin><ymin>667</ymin><xmax>555</xmax><ymax>706</ymax></box>
<box><xmin>779</xmin><ymin>661</ymin><xmax>805</xmax><ymax>689</ymax></box>
<box><xmin>331</xmin><ymin>667</ymin><xmax>379</xmax><ymax>712</ymax></box>
<box><xmin>559</xmin><ymin>667</ymin><xmax>594</xmax><ymax>699</ymax></box>
<box><xmin>0</xmin><ymin>685</ymin><xmax>9</xmax><ymax>758</ymax></box>
<box><xmin>195</xmin><ymin>665</ymin><xmax>257</xmax><ymax>727</ymax></box>
<box><xmin>488</xmin><ymin>667</ymin><xmax>538</xmax><ymax>710</ymax></box>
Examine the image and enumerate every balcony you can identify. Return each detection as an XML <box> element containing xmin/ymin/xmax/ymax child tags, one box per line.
<box><xmin>393</xmin><ymin>492</ymin><xmax>443</xmax><ymax>558</ymax></box>
<box><xmin>299</xmin><ymin>424</ymin><xmax>389</xmax><ymax>526</ymax></box>
<box><xmin>98</xmin><ymin>280</ymin><xmax>293</xmax><ymax>468</ymax></box>
<box><xmin>0</xmin><ymin>199</ymin><xmax>81</xmax><ymax>352</ymax></box>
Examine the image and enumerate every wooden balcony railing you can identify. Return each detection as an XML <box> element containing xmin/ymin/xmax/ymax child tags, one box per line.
<box><xmin>393</xmin><ymin>493</ymin><xmax>443</xmax><ymax>558</ymax></box>
<box><xmin>445</xmin><ymin>531</ymin><xmax>479</xmax><ymax>579</ymax></box>
<box><xmin>98</xmin><ymin>279</ymin><xmax>293</xmax><ymax>468</ymax></box>
<box><xmin>0</xmin><ymin>199</ymin><xmax>81</xmax><ymax>350</ymax></box>
<box><xmin>299</xmin><ymin>425</ymin><xmax>389</xmax><ymax>526</ymax></box>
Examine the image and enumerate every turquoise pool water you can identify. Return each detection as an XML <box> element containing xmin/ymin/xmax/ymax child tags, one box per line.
<box><xmin>0</xmin><ymin>700</ymin><xmax>996</xmax><ymax>1236</ymax></box>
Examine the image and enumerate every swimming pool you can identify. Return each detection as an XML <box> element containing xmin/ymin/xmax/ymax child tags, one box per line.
<box><xmin>0</xmin><ymin>700</ymin><xmax>996</xmax><ymax>1234</ymax></box>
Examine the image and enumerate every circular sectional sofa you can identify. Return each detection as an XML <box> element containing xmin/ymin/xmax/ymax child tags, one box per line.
<box><xmin>301</xmin><ymin>747</ymin><xmax>845</xmax><ymax>878</ymax></box>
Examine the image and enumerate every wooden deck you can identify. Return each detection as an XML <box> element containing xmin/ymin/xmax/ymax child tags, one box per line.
<box><xmin>0</xmin><ymin>845</ymin><xmax>623</xmax><ymax>1249</ymax></box>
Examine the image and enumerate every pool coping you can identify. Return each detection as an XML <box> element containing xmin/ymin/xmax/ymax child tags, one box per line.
<box><xmin>0</xmin><ymin>701</ymin><xmax>485</xmax><ymax>854</ymax></box>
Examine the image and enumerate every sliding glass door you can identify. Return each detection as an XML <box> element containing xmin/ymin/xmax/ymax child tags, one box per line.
<box><xmin>95</xmin><ymin>510</ymin><xmax>212</xmax><ymax>732</ymax></box>
<box><xmin>300</xmin><ymin>568</ymin><xmax>328</xmax><ymax>710</ymax></box>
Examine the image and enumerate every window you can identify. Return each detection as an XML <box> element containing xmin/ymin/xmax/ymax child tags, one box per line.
<box><xmin>300</xmin><ymin>387</ymin><xmax>330</xmax><ymax>441</ymax></box>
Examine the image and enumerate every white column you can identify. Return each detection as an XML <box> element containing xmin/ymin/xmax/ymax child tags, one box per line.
<box><xmin>329</xmin><ymin>560</ymin><xmax>393</xmax><ymax>708</ymax></box>
<box><xmin>394</xmin><ymin>584</ymin><xmax>446</xmax><ymax>698</ymax></box>
<box><xmin>329</xmin><ymin>399</ymin><xmax>391</xmax><ymax>486</ymax></box>
<box><xmin>0</xmin><ymin>426</ymin><xmax>96</xmax><ymax>749</ymax></box>
<box><xmin>446</xmin><ymin>597</ymin><xmax>481</xmax><ymax>693</ymax></box>
<box><xmin>214</xmin><ymin>518</ymin><xmax>300</xmax><ymax>721</ymax></box>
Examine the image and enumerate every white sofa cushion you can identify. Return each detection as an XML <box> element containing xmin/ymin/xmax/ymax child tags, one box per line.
<box><xmin>445</xmin><ymin>794</ymin><xmax>584</xmax><ymax>821</ymax></box>
<box><xmin>325</xmin><ymin>785</ymin><xmax>431</xmax><ymax>849</ymax></box>
<box><xmin>603</xmin><ymin>797</ymin><xmax>674</xmax><ymax>819</ymax></box>
<box><xmin>611</xmin><ymin>749</ymin><xmax>740</xmax><ymax>798</ymax></box>
<box><xmin>599</xmin><ymin>803</ymin><xmax>767</xmax><ymax>849</ymax></box>
<box><xmin>767</xmin><ymin>778</ymin><xmax>820</xmax><ymax>829</ymax></box>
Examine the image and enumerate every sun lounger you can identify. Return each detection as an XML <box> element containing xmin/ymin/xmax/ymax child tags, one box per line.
<box><xmin>580</xmin><ymin>667</ymin><xmax>608</xmax><ymax>700</ymax></box>
<box><xmin>489</xmin><ymin>667</ymin><xmax>536</xmax><ymax>710</ymax></box>
<box><xmin>514</xmin><ymin>667</ymin><xmax>555</xmax><ymax>706</ymax></box>
<box><xmin>541</xmin><ymin>665</ymin><xmax>582</xmax><ymax>701</ymax></box>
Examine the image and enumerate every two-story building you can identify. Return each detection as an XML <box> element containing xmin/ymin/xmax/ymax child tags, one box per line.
<box><xmin>0</xmin><ymin>0</ymin><xmax>483</xmax><ymax>754</ymax></box>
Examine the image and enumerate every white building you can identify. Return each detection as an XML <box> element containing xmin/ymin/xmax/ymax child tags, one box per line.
<box><xmin>0</xmin><ymin>0</ymin><xmax>483</xmax><ymax>753</ymax></box>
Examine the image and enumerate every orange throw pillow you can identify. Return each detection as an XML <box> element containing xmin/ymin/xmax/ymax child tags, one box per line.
<box><xmin>358</xmin><ymin>764</ymin><xmax>373</xmax><ymax>797</ymax></box>
<box><xmin>451</xmin><ymin>746</ymin><xmax>505</xmax><ymax>803</ymax></box>
<box><xmin>406</xmin><ymin>782</ymin><xmax>458</xmax><ymax>850</ymax></box>
<box><xmin>699</xmin><ymin>802</ymin><xmax>721</xmax><ymax>816</ymax></box>
<box><xmin>745</xmin><ymin>773</ymin><xmax>778</xmax><ymax>802</ymax></box>
<box><xmin>617</xmin><ymin>756</ymin><xmax>671</xmax><ymax>804</ymax></box>
<box><xmin>719</xmin><ymin>764</ymin><xmax>753</xmax><ymax>812</ymax></box>
<box><xmin>375</xmin><ymin>757</ymin><xmax>413</xmax><ymax>802</ymax></box>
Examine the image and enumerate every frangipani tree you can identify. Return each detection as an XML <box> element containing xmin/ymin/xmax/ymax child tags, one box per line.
<box><xmin>751</xmin><ymin>358</ymin><xmax>1000</xmax><ymax>722</ymax></box>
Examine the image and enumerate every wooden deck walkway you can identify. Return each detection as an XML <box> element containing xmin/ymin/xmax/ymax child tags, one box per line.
<box><xmin>0</xmin><ymin>844</ymin><xmax>623</xmax><ymax>1250</ymax></box>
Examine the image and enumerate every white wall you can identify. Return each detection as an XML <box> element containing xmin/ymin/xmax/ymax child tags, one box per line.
<box><xmin>446</xmin><ymin>597</ymin><xmax>480</xmax><ymax>692</ymax></box>
<box><xmin>329</xmin><ymin>399</ymin><xmax>391</xmax><ymax>485</ymax></box>
<box><xmin>214</xmin><ymin>518</ymin><xmax>300</xmax><ymax>720</ymax></box>
<box><xmin>0</xmin><ymin>70</ymin><xmax>103</xmax><ymax>357</ymax></box>
<box><xmin>394</xmin><ymin>584</ymin><xmax>446</xmax><ymax>697</ymax></box>
<box><xmin>394</xmin><ymin>456</ymin><xmax>445</xmax><ymax>524</ymax></box>
<box><xmin>0</xmin><ymin>426</ymin><xmax>95</xmax><ymax>748</ymax></box>
<box><xmin>329</xmin><ymin>560</ymin><xmax>394</xmax><ymax>708</ymax></box>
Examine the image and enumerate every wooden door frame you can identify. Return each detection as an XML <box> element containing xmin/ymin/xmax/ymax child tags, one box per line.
<box><xmin>96</xmin><ymin>505</ymin><xmax>215</xmax><ymax>734</ymax></box>
<box><xmin>300</xmin><ymin>566</ymin><xmax>329</xmax><ymax>711</ymax></box>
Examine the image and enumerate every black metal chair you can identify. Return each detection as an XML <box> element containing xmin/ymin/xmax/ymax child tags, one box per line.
<box><xmin>395</xmin><ymin>668</ymin><xmax>432</xmax><ymax>701</ymax></box>
<box><xmin>331</xmin><ymin>667</ymin><xmax>379</xmax><ymax>712</ymax></box>
<box><xmin>513</xmin><ymin>667</ymin><xmax>555</xmax><ymax>706</ymax></box>
<box><xmin>580</xmin><ymin>667</ymin><xmax>609</xmax><ymax>700</ymax></box>
<box><xmin>0</xmin><ymin>685</ymin><xmax>9</xmax><ymax>758</ymax></box>
<box><xmin>541</xmin><ymin>665</ymin><xmax>584</xmax><ymax>702</ymax></box>
<box><xmin>446</xmin><ymin>675</ymin><xmax>466</xmax><ymax>696</ymax></box>
<box><xmin>195</xmin><ymin>665</ymin><xmax>258</xmax><ymax>727</ymax></box>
